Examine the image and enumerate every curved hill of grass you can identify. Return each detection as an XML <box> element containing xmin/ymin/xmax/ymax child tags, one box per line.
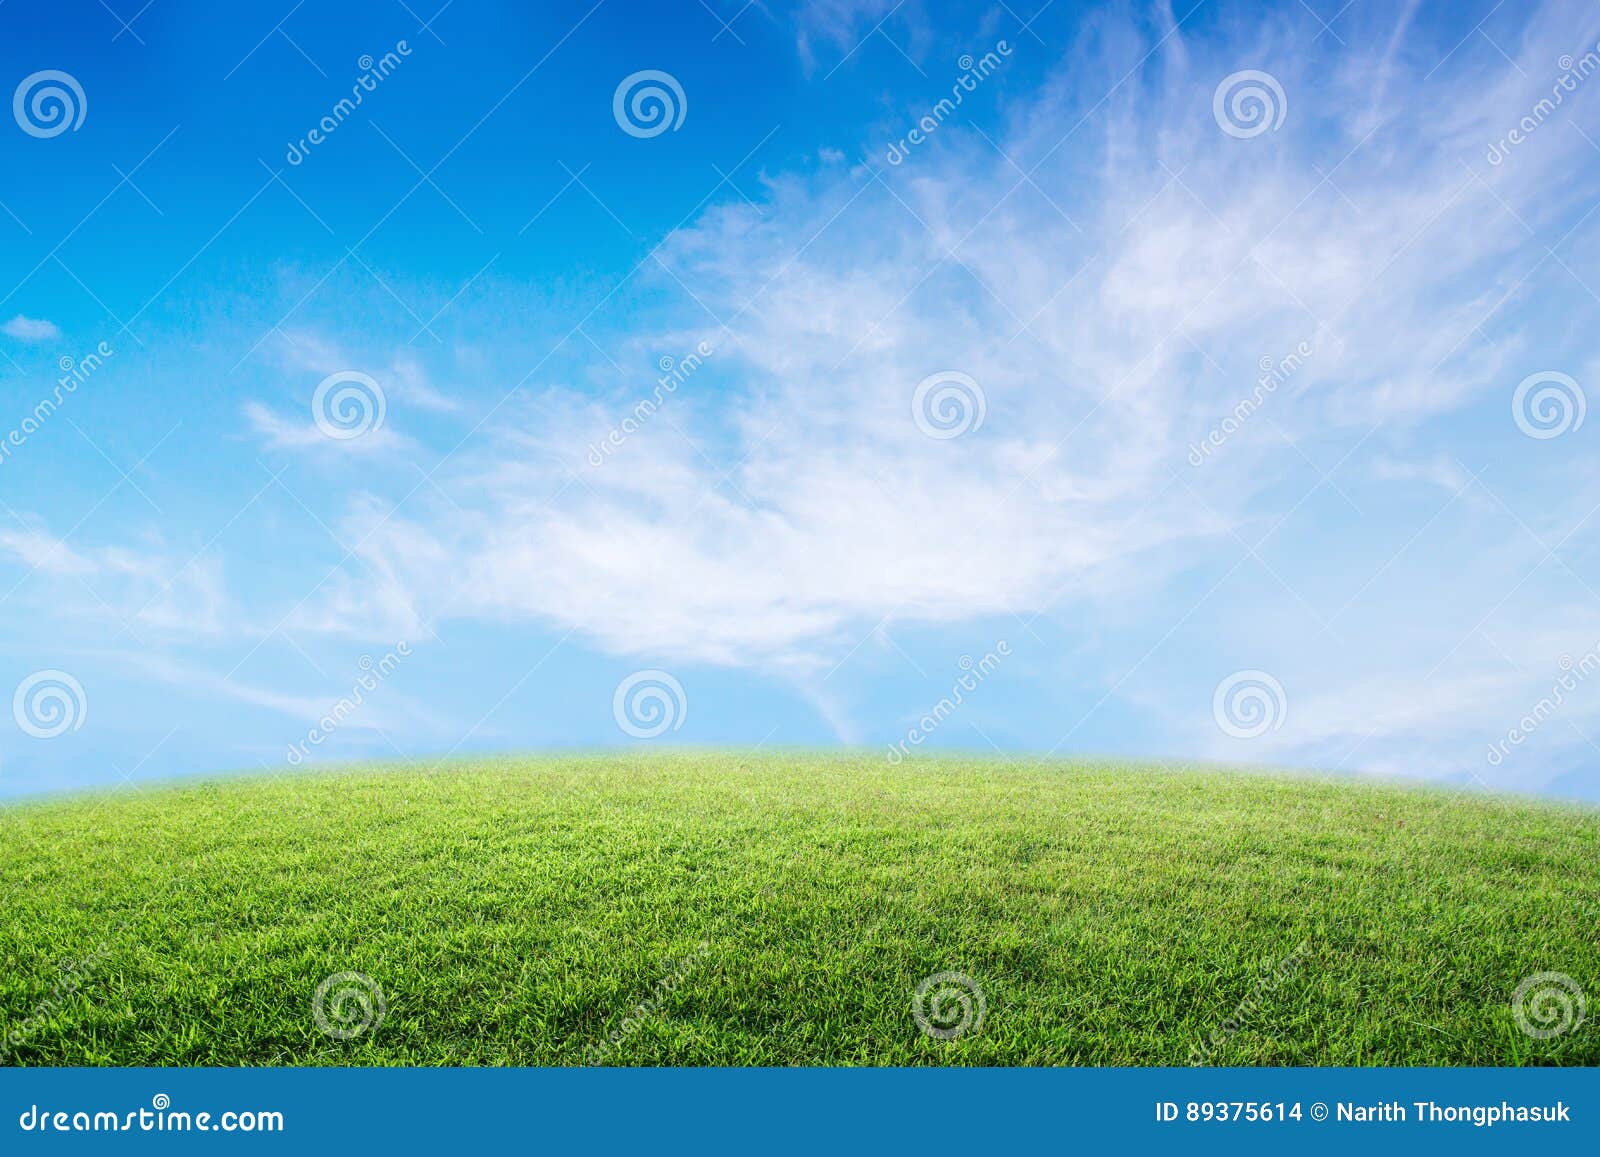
<box><xmin>1</xmin><ymin>754</ymin><xmax>1596</xmax><ymax>1066</ymax></box>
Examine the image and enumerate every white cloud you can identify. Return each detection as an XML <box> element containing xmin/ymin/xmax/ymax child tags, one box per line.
<box><xmin>0</xmin><ymin>522</ymin><xmax>236</xmax><ymax>638</ymax></box>
<box><xmin>2</xmin><ymin>315</ymin><xmax>61</xmax><ymax>341</ymax></box>
<box><xmin>277</xmin><ymin>329</ymin><xmax>463</xmax><ymax>411</ymax></box>
<box><xmin>386</xmin><ymin>355</ymin><xmax>463</xmax><ymax>413</ymax></box>
<box><xmin>18</xmin><ymin>1</ymin><xmax>1588</xmax><ymax>792</ymax></box>
<box><xmin>244</xmin><ymin>401</ymin><xmax>412</xmax><ymax>455</ymax></box>
<box><xmin>244</xmin><ymin>331</ymin><xmax>464</xmax><ymax>454</ymax></box>
<box><xmin>328</xmin><ymin>2</ymin><xmax>1600</xmax><ymax>689</ymax></box>
<box><xmin>0</xmin><ymin>528</ymin><xmax>97</xmax><ymax>576</ymax></box>
<box><xmin>1190</xmin><ymin>602</ymin><xmax>1600</xmax><ymax>788</ymax></box>
<box><xmin>125</xmin><ymin>649</ymin><xmax>447</xmax><ymax>739</ymax></box>
<box><xmin>793</xmin><ymin>0</ymin><xmax>926</xmax><ymax>75</ymax></box>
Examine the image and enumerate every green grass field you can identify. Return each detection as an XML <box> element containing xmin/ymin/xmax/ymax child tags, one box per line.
<box><xmin>1</xmin><ymin>754</ymin><xmax>1596</xmax><ymax>1066</ymax></box>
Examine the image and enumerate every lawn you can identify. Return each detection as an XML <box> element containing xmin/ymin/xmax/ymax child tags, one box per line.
<box><xmin>0</xmin><ymin>753</ymin><xmax>1595</xmax><ymax>1065</ymax></box>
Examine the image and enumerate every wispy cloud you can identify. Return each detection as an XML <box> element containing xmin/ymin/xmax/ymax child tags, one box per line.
<box><xmin>0</xmin><ymin>527</ymin><xmax>97</xmax><ymax>576</ymax></box>
<box><xmin>277</xmin><ymin>330</ymin><xmax>464</xmax><ymax>412</ymax></box>
<box><xmin>8</xmin><ymin>0</ymin><xmax>1600</xmax><ymax>797</ymax></box>
<box><xmin>337</xmin><ymin>4</ymin><xmax>1598</xmax><ymax>671</ymax></box>
<box><xmin>0</xmin><ymin>523</ymin><xmax>236</xmax><ymax>637</ymax></box>
<box><xmin>244</xmin><ymin>0</ymin><xmax>1594</xmax><ymax>794</ymax></box>
<box><xmin>244</xmin><ymin>401</ymin><xmax>413</xmax><ymax>455</ymax></box>
<box><xmin>2</xmin><ymin>314</ymin><xmax>61</xmax><ymax>341</ymax></box>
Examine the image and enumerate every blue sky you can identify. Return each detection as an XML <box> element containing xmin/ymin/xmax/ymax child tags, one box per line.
<box><xmin>2</xmin><ymin>0</ymin><xmax>1600</xmax><ymax>799</ymax></box>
